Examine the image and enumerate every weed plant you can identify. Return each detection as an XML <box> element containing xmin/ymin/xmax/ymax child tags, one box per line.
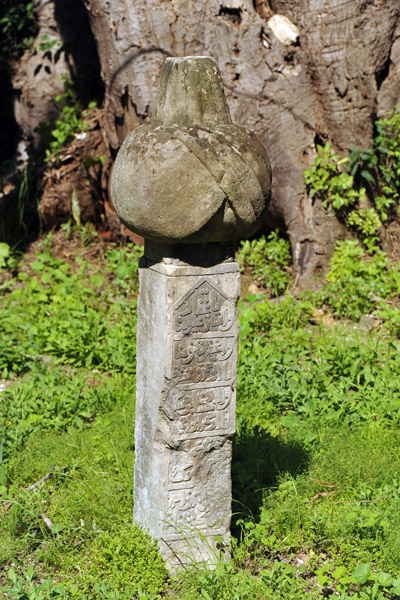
<box><xmin>304</xmin><ymin>106</ymin><xmax>400</xmax><ymax>252</ymax></box>
<box><xmin>0</xmin><ymin>0</ymin><xmax>38</xmax><ymax>59</ymax></box>
<box><xmin>1</xmin><ymin>230</ymin><xmax>400</xmax><ymax>598</ymax></box>
<box><xmin>236</xmin><ymin>229</ymin><xmax>291</xmax><ymax>296</ymax></box>
<box><xmin>38</xmin><ymin>77</ymin><xmax>98</xmax><ymax>163</ymax></box>
<box><xmin>313</xmin><ymin>239</ymin><xmax>400</xmax><ymax>319</ymax></box>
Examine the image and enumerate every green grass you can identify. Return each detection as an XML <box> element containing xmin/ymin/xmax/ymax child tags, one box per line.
<box><xmin>2</xmin><ymin>229</ymin><xmax>400</xmax><ymax>599</ymax></box>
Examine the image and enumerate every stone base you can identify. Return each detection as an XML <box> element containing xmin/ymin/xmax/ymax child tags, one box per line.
<box><xmin>134</xmin><ymin>247</ymin><xmax>240</xmax><ymax>569</ymax></box>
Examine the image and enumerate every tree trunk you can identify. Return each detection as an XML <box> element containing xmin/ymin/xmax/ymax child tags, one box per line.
<box><xmin>82</xmin><ymin>0</ymin><xmax>400</xmax><ymax>283</ymax></box>
<box><xmin>11</xmin><ymin>0</ymin><xmax>101</xmax><ymax>149</ymax></box>
<box><xmin>8</xmin><ymin>0</ymin><xmax>399</xmax><ymax>281</ymax></box>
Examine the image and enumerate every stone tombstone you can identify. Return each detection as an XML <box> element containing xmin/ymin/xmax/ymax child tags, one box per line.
<box><xmin>111</xmin><ymin>56</ymin><xmax>271</xmax><ymax>568</ymax></box>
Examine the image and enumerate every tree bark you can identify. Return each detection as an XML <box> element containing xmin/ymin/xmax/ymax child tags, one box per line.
<box><xmin>10</xmin><ymin>0</ymin><xmax>101</xmax><ymax>148</ymax></box>
<box><xmin>10</xmin><ymin>0</ymin><xmax>399</xmax><ymax>282</ymax></box>
<box><xmin>82</xmin><ymin>0</ymin><xmax>400</xmax><ymax>283</ymax></box>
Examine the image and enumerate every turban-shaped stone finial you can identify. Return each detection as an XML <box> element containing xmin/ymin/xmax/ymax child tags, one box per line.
<box><xmin>111</xmin><ymin>56</ymin><xmax>271</xmax><ymax>244</ymax></box>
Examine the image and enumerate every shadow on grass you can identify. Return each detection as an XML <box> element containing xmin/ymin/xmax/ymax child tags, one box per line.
<box><xmin>232</xmin><ymin>424</ymin><xmax>310</xmax><ymax>527</ymax></box>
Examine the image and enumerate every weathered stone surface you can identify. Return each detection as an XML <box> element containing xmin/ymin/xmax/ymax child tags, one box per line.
<box><xmin>134</xmin><ymin>248</ymin><xmax>240</xmax><ymax>567</ymax></box>
<box><xmin>111</xmin><ymin>57</ymin><xmax>261</xmax><ymax>569</ymax></box>
<box><xmin>111</xmin><ymin>57</ymin><xmax>271</xmax><ymax>244</ymax></box>
<box><xmin>152</xmin><ymin>56</ymin><xmax>232</xmax><ymax>127</ymax></box>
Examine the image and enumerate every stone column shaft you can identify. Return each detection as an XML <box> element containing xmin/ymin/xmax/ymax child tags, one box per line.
<box><xmin>134</xmin><ymin>253</ymin><xmax>240</xmax><ymax>567</ymax></box>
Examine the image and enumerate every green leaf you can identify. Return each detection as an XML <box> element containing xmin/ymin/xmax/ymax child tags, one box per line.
<box><xmin>376</xmin><ymin>572</ymin><xmax>393</xmax><ymax>587</ymax></box>
<box><xmin>351</xmin><ymin>564</ymin><xmax>372</xmax><ymax>585</ymax></box>
<box><xmin>391</xmin><ymin>578</ymin><xmax>400</xmax><ymax>594</ymax></box>
<box><xmin>0</xmin><ymin>242</ymin><xmax>10</xmax><ymax>258</ymax></box>
<box><xmin>40</xmin><ymin>271</ymin><xmax>52</xmax><ymax>284</ymax></box>
<box><xmin>361</xmin><ymin>170</ymin><xmax>376</xmax><ymax>184</ymax></box>
<box><xmin>317</xmin><ymin>573</ymin><xmax>330</xmax><ymax>587</ymax></box>
<box><xmin>89</xmin><ymin>273</ymin><xmax>104</xmax><ymax>288</ymax></box>
<box><xmin>51</xmin><ymin>523</ymin><xmax>64</xmax><ymax>535</ymax></box>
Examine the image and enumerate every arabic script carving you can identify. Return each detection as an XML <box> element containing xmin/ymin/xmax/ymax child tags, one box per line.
<box><xmin>175</xmin><ymin>279</ymin><xmax>233</xmax><ymax>336</ymax></box>
<box><xmin>169</xmin><ymin>386</ymin><xmax>234</xmax><ymax>438</ymax></box>
<box><xmin>163</xmin><ymin>276</ymin><xmax>236</xmax><ymax>540</ymax></box>
<box><xmin>172</xmin><ymin>337</ymin><xmax>234</xmax><ymax>384</ymax></box>
<box><xmin>165</xmin><ymin>439</ymin><xmax>231</xmax><ymax>539</ymax></box>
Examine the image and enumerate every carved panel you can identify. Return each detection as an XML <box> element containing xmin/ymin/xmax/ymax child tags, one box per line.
<box><xmin>171</xmin><ymin>337</ymin><xmax>234</xmax><ymax>385</ymax></box>
<box><xmin>169</xmin><ymin>386</ymin><xmax>235</xmax><ymax>439</ymax></box>
<box><xmin>165</xmin><ymin>438</ymin><xmax>231</xmax><ymax>540</ymax></box>
<box><xmin>174</xmin><ymin>279</ymin><xmax>233</xmax><ymax>336</ymax></box>
<box><xmin>163</xmin><ymin>276</ymin><xmax>236</xmax><ymax>541</ymax></box>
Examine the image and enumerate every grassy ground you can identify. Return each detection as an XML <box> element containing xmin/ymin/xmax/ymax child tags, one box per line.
<box><xmin>1</xmin><ymin>228</ymin><xmax>400</xmax><ymax>599</ymax></box>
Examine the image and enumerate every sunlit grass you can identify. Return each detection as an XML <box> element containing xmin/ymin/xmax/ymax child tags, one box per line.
<box><xmin>1</xmin><ymin>230</ymin><xmax>400</xmax><ymax>598</ymax></box>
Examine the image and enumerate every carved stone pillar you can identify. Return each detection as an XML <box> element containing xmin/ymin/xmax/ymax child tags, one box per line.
<box><xmin>111</xmin><ymin>56</ymin><xmax>271</xmax><ymax>568</ymax></box>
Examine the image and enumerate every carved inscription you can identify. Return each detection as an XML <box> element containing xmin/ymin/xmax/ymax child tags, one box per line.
<box><xmin>164</xmin><ymin>277</ymin><xmax>236</xmax><ymax>540</ymax></box>
<box><xmin>165</xmin><ymin>440</ymin><xmax>231</xmax><ymax>539</ymax></box>
<box><xmin>175</xmin><ymin>279</ymin><xmax>233</xmax><ymax>335</ymax></box>
<box><xmin>169</xmin><ymin>386</ymin><xmax>234</xmax><ymax>439</ymax></box>
<box><xmin>172</xmin><ymin>337</ymin><xmax>234</xmax><ymax>385</ymax></box>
